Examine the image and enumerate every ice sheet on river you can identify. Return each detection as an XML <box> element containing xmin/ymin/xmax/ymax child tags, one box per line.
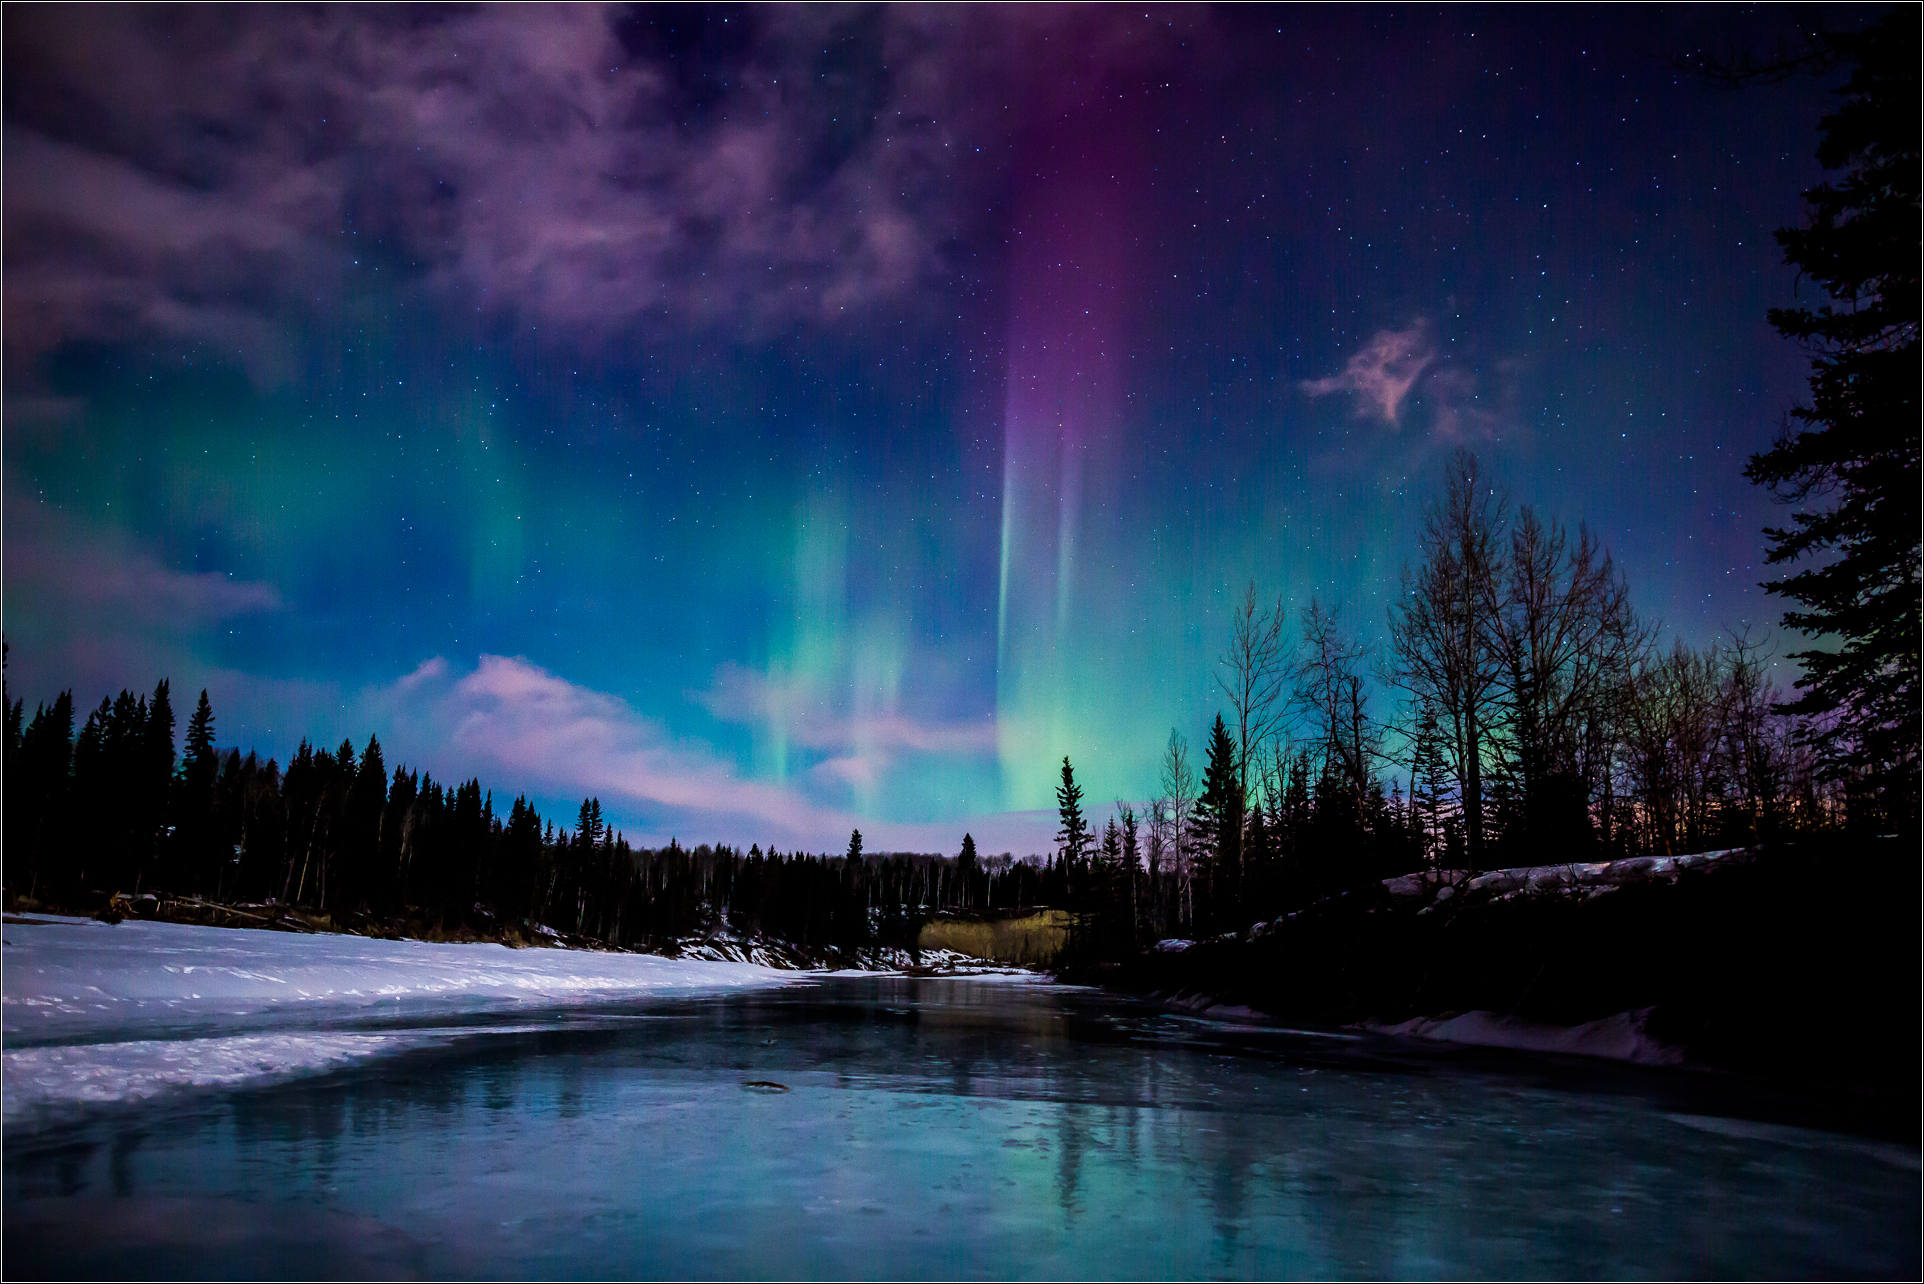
<box><xmin>2</xmin><ymin>915</ymin><xmax>797</xmax><ymax>1128</ymax></box>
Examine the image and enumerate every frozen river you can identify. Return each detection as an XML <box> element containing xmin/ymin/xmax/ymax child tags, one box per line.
<box><xmin>4</xmin><ymin>919</ymin><xmax>1917</xmax><ymax>1279</ymax></box>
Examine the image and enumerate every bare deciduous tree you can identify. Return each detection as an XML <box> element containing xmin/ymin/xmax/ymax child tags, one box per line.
<box><xmin>1388</xmin><ymin>449</ymin><xmax>1507</xmax><ymax>870</ymax></box>
<box><xmin>1153</xmin><ymin>728</ymin><xmax>1197</xmax><ymax>933</ymax></box>
<box><xmin>1490</xmin><ymin>506</ymin><xmax>1645</xmax><ymax>848</ymax></box>
<box><xmin>1217</xmin><ymin>582</ymin><xmax>1292</xmax><ymax>801</ymax></box>
<box><xmin>1293</xmin><ymin>599</ymin><xmax>1380</xmax><ymax>817</ymax></box>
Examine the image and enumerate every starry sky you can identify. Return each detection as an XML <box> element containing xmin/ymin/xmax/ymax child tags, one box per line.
<box><xmin>2</xmin><ymin>4</ymin><xmax>1879</xmax><ymax>854</ymax></box>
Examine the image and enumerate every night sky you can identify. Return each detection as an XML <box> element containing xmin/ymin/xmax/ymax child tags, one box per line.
<box><xmin>2</xmin><ymin>4</ymin><xmax>1875</xmax><ymax>853</ymax></box>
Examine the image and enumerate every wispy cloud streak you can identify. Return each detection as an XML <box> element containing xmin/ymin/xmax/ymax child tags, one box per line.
<box><xmin>1300</xmin><ymin>322</ymin><xmax>1435</xmax><ymax>426</ymax></box>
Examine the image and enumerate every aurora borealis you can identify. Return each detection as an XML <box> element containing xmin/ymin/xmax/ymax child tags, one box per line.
<box><xmin>2</xmin><ymin>4</ymin><xmax>1872</xmax><ymax>853</ymax></box>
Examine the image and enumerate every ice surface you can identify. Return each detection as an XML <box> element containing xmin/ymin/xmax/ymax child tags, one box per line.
<box><xmin>2</xmin><ymin>915</ymin><xmax>799</xmax><ymax>1128</ymax></box>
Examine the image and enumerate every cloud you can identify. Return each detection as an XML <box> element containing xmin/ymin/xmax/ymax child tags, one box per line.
<box><xmin>1300</xmin><ymin>322</ymin><xmax>1436</xmax><ymax>426</ymax></box>
<box><xmin>4</xmin><ymin>5</ymin><xmax>1219</xmax><ymax>383</ymax></box>
<box><xmin>380</xmin><ymin>653</ymin><xmax>858</xmax><ymax>843</ymax></box>
<box><xmin>5</xmin><ymin>491</ymin><xmax>284</xmax><ymax>625</ymax></box>
<box><xmin>1420</xmin><ymin>365</ymin><xmax>1498</xmax><ymax>442</ymax></box>
<box><xmin>0</xmin><ymin>6</ymin><xmax>1020</xmax><ymax>377</ymax></box>
<box><xmin>370</xmin><ymin>654</ymin><xmax>1058</xmax><ymax>854</ymax></box>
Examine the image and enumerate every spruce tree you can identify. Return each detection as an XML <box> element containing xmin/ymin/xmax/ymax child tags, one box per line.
<box><xmin>957</xmin><ymin>832</ymin><xmax>978</xmax><ymax>911</ymax></box>
<box><xmin>141</xmin><ymin>680</ymin><xmax>176</xmax><ymax>865</ymax></box>
<box><xmin>1054</xmin><ymin>756</ymin><xmax>1091</xmax><ymax>895</ymax></box>
<box><xmin>1746</xmin><ymin>8</ymin><xmax>1920</xmax><ymax>828</ymax></box>
<box><xmin>1189</xmin><ymin>714</ymin><xmax>1244</xmax><ymax>929</ymax></box>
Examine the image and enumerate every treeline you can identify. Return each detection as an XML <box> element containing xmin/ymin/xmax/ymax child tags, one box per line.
<box><xmin>1040</xmin><ymin>448</ymin><xmax>1884</xmax><ymax>956</ymax></box>
<box><xmin>0</xmin><ymin>673</ymin><xmax>1064</xmax><ymax>950</ymax></box>
<box><xmin>0</xmin><ymin>450</ymin><xmax>1888</xmax><ymax>962</ymax></box>
<box><xmin>0</xmin><ymin>451</ymin><xmax>1880</xmax><ymax>960</ymax></box>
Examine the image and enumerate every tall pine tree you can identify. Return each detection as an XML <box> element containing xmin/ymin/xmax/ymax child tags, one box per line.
<box><xmin>1746</xmin><ymin>8</ymin><xmax>1920</xmax><ymax>829</ymax></box>
<box><xmin>1189</xmin><ymin>714</ymin><xmax>1244</xmax><ymax>930</ymax></box>
<box><xmin>1054</xmin><ymin>756</ymin><xmax>1091</xmax><ymax>897</ymax></box>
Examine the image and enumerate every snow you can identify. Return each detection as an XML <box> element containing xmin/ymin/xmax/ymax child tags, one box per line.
<box><xmin>2</xmin><ymin>915</ymin><xmax>798</xmax><ymax>1129</ymax></box>
<box><xmin>1366</xmin><ymin>1007</ymin><xmax>1685</xmax><ymax>1067</ymax></box>
<box><xmin>5</xmin><ymin>1034</ymin><xmax>409</xmax><ymax>1117</ymax></box>
<box><xmin>1383</xmin><ymin>848</ymin><xmax>1748</xmax><ymax>905</ymax></box>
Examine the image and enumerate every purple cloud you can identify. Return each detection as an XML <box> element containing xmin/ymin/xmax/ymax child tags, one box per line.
<box><xmin>4</xmin><ymin>5</ymin><xmax>1217</xmax><ymax>383</ymax></box>
<box><xmin>1300</xmin><ymin>321</ymin><xmax>1436</xmax><ymax>426</ymax></box>
<box><xmin>5</xmin><ymin>491</ymin><xmax>284</xmax><ymax>624</ymax></box>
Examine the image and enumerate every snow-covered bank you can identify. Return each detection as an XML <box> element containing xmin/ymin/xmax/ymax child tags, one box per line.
<box><xmin>1378</xmin><ymin>847</ymin><xmax>1749</xmax><ymax>910</ymax></box>
<box><xmin>1364</xmin><ymin>1007</ymin><xmax>1685</xmax><ymax>1067</ymax></box>
<box><xmin>2</xmin><ymin>915</ymin><xmax>799</xmax><ymax>1129</ymax></box>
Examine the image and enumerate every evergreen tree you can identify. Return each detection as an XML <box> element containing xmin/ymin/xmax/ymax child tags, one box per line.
<box><xmin>1</xmin><ymin>639</ymin><xmax>17</xmax><ymax>769</ymax></box>
<box><xmin>575</xmin><ymin>796</ymin><xmax>605</xmax><ymax>848</ymax></box>
<box><xmin>845</xmin><ymin>828</ymin><xmax>863</xmax><ymax>861</ymax></box>
<box><xmin>182</xmin><ymin>690</ymin><xmax>217</xmax><ymax>781</ymax></box>
<box><xmin>339</xmin><ymin>734</ymin><xmax>388</xmax><ymax>912</ymax></box>
<box><xmin>1189</xmin><ymin>714</ymin><xmax>1245</xmax><ymax>928</ymax></box>
<box><xmin>141</xmin><ymin>680</ymin><xmax>176</xmax><ymax>869</ymax></box>
<box><xmin>13</xmin><ymin>692</ymin><xmax>74</xmax><ymax>894</ymax></box>
<box><xmin>176</xmin><ymin>690</ymin><xmax>223</xmax><ymax>892</ymax></box>
<box><xmin>1054</xmin><ymin>756</ymin><xmax>1091</xmax><ymax>895</ymax></box>
<box><xmin>957</xmin><ymin>832</ymin><xmax>979</xmax><ymax>911</ymax></box>
<box><xmin>1746</xmin><ymin>8</ymin><xmax>1920</xmax><ymax>829</ymax></box>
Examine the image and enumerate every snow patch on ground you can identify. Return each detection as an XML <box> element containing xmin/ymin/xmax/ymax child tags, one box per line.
<box><xmin>2</xmin><ymin>915</ymin><xmax>800</xmax><ymax>1129</ymax></box>
<box><xmin>5</xmin><ymin>1034</ymin><xmax>409</xmax><ymax>1127</ymax></box>
<box><xmin>1383</xmin><ymin>848</ymin><xmax>1747</xmax><ymax>907</ymax></box>
<box><xmin>1366</xmin><ymin>1007</ymin><xmax>1685</xmax><ymax>1067</ymax></box>
<box><xmin>4</xmin><ymin>915</ymin><xmax>792</xmax><ymax>1030</ymax></box>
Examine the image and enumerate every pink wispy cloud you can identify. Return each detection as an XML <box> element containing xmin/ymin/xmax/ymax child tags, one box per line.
<box><xmin>5</xmin><ymin>491</ymin><xmax>284</xmax><ymax>624</ymax></box>
<box><xmin>1300</xmin><ymin>321</ymin><xmax>1436</xmax><ymax>426</ymax></box>
<box><xmin>376</xmin><ymin>655</ymin><xmax>1055</xmax><ymax>855</ymax></box>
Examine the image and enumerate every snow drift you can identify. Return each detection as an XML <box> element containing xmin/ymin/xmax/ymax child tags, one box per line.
<box><xmin>2</xmin><ymin>915</ymin><xmax>797</xmax><ymax>1129</ymax></box>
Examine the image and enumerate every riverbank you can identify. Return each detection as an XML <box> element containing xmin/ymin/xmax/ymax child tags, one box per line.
<box><xmin>1089</xmin><ymin>834</ymin><xmax>1921</xmax><ymax>1142</ymax></box>
<box><xmin>0</xmin><ymin>912</ymin><xmax>801</xmax><ymax>1131</ymax></box>
<box><xmin>0</xmin><ymin>911</ymin><xmax>1036</xmax><ymax>1133</ymax></box>
<box><xmin>4</xmin><ymin>889</ymin><xmax>1016</xmax><ymax>976</ymax></box>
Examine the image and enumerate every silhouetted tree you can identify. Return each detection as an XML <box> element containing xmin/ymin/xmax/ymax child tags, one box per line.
<box><xmin>1190</xmin><ymin>714</ymin><xmax>1244</xmax><ymax>929</ymax></box>
<box><xmin>1390</xmin><ymin>449</ymin><xmax>1507</xmax><ymax>870</ymax></box>
<box><xmin>1054</xmin><ymin>756</ymin><xmax>1091</xmax><ymax>894</ymax></box>
<box><xmin>1746</xmin><ymin>7</ymin><xmax>1920</xmax><ymax>831</ymax></box>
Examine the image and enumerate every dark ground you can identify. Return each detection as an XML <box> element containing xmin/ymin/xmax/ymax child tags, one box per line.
<box><xmin>1078</xmin><ymin>835</ymin><xmax>1921</xmax><ymax>1144</ymax></box>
